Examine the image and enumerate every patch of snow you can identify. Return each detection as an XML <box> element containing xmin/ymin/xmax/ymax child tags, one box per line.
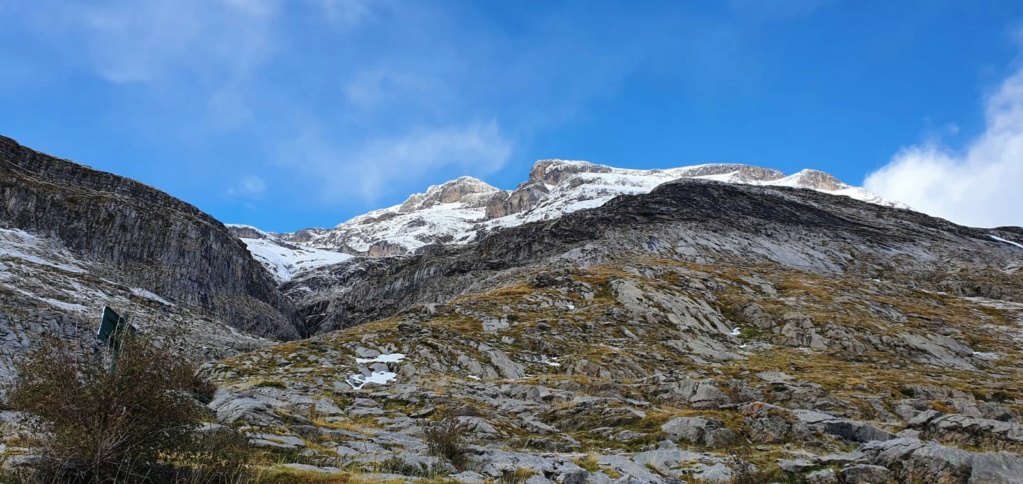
<box><xmin>990</xmin><ymin>235</ymin><xmax>1023</xmax><ymax>250</ymax></box>
<box><xmin>346</xmin><ymin>371</ymin><xmax>398</xmax><ymax>390</ymax></box>
<box><xmin>41</xmin><ymin>298</ymin><xmax>89</xmax><ymax>312</ymax></box>
<box><xmin>541</xmin><ymin>356</ymin><xmax>561</xmax><ymax>367</ymax></box>
<box><xmin>355</xmin><ymin>353</ymin><xmax>406</xmax><ymax>364</ymax></box>
<box><xmin>971</xmin><ymin>351</ymin><xmax>1001</xmax><ymax>360</ymax></box>
<box><xmin>131</xmin><ymin>288</ymin><xmax>174</xmax><ymax>306</ymax></box>
<box><xmin>0</xmin><ymin>228</ymin><xmax>88</xmax><ymax>273</ymax></box>
<box><xmin>238</xmin><ymin>236</ymin><xmax>353</xmax><ymax>283</ymax></box>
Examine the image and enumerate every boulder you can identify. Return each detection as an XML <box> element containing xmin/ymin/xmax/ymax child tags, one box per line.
<box><xmin>208</xmin><ymin>390</ymin><xmax>280</xmax><ymax>426</ymax></box>
<box><xmin>661</xmin><ymin>416</ymin><xmax>737</xmax><ymax>449</ymax></box>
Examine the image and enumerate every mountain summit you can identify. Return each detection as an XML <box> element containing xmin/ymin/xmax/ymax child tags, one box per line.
<box><xmin>235</xmin><ymin>160</ymin><xmax>905</xmax><ymax>281</ymax></box>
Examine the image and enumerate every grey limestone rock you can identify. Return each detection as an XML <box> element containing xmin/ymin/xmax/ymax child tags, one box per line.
<box><xmin>916</xmin><ymin>414</ymin><xmax>1023</xmax><ymax>452</ymax></box>
<box><xmin>793</xmin><ymin>409</ymin><xmax>896</xmax><ymax>443</ymax></box>
<box><xmin>208</xmin><ymin>390</ymin><xmax>280</xmax><ymax>426</ymax></box>
<box><xmin>838</xmin><ymin>464</ymin><xmax>894</xmax><ymax>483</ymax></box>
<box><xmin>806</xmin><ymin>468</ymin><xmax>840</xmax><ymax>484</ymax></box>
<box><xmin>693</xmin><ymin>463</ymin><xmax>733</xmax><ymax>483</ymax></box>
<box><xmin>779</xmin><ymin>458</ymin><xmax>816</xmax><ymax>473</ymax></box>
<box><xmin>661</xmin><ymin>416</ymin><xmax>737</xmax><ymax>449</ymax></box>
<box><xmin>248</xmin><ymin>432</ymin><xmax>306</xmax><ymax>449</ymax></box>
<box><xmin>451</xmin><ymin>471</ymin><xmax>488</xmax><ymax>483</ymax></box>
<box><xmin>742</xmin><ymin>402</ymin><xmax>814</xmax><ymax>444</ymax></box>
<box><xmin>860</xmin><ymin>437</ymin><xmax>1023</xmax><ymax>483</ymax></box>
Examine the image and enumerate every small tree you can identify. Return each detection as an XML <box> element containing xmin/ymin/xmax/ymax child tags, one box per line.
<box><xmin>4</xmin><ymin>333</ymin><xmax>216</xmax><ymax>482</ymax></box>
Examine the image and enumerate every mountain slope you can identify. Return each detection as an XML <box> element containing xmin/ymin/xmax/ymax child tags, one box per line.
<box><xmin>236</xmin><ymin>160</ymin><xmax>907</xmax><ymax>282</ymax></box>
<box><xmin>284</xmin><ymin>178</ymin><xmax>1017</xmax><ymax>335</ymax></box>
<box><xmin>0</xmin><ymin>135</ymin><xmax>304</xmax><ymax>349</ymax></box>
<box><xmin>210</xmin><ymin>178</ymin><xmax>1023</xmax><ymax>482</ymax></box>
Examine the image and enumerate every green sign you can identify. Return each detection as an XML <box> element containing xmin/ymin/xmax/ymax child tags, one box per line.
<box><xmin>97</xmin><ymin>306</ymin><xmax>136</xmax><ymax>350</ymax></box>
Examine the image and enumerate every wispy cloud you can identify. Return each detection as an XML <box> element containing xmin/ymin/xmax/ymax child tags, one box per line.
<box><xmin>318</xmin><ymin>0</ymin><xmax>378</xmax><ymax>28</ymax></box>
<box><xmin>227</xmin><ymin>175</ymin><xmax>267</xmax><ymax>198</ymax></box>
<box><xmin>865</xmin><ymin>69</ymin><xmax>1023</xmax><ymax>228</ymax></box>
<box><xmin>36</xmin><ymin>0</ymin><xmax>278</xmax><ymax>84</ymax></box>
<box><xmin>277</xmin><ymin>121</ymin><xmax>512</xmax><ymax>204</ymax></box>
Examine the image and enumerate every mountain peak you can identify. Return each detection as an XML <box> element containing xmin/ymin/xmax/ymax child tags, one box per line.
<box><xmin>285</xmin><ymin>160</ymin><xmax>905</xmax><ymax>263</ymax></box>
<box><xmin>779</xmin><ymin>169</ymin><xmax>848</xmax><ymax>191</ymax></box>
<box><xmin>528</xmin><ymin>159</ymin><xmax>611</xmax><ymax>185</ymax></box>
<box><xmin>397</xmin><ymin>176</ymin><xmax>500</xmax><ymax>213</ymax></box>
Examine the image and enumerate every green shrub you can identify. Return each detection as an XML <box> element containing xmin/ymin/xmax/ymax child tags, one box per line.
<box><xmin>3</xmin><ymin>334</ymin><xmax>230</xmax><ymax>482</ymax></box>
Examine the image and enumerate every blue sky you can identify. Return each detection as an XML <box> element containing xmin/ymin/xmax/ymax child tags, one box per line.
<box><xmin>2</xmin><ymin>0</ymin><xmax>1022</xmax><ymax>231</ymax></box>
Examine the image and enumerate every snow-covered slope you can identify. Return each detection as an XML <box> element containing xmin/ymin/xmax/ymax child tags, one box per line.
<box><xmin>227</xmin><ymin>225</ymin><xmax>353</xmax><ymax>283</ymax></box>
<box><xmin>239</xmin><ymin>161</ymin><xmax>910</xmax><ymax>280</ymax></box>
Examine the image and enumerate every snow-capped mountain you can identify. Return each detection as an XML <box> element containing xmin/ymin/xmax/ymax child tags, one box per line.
<box><xmin>232</xmin><ymin>160</ymin><xmax>908</xmax><ymax>281</ymax></box>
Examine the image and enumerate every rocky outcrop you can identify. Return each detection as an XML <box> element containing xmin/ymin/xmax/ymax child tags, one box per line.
<box><xmin>227</xmin><ymin>225</ymin><xmax>269</xmax><ymax>239</ymax></box>
<box><xmin>673</xmin><ymin>163</ymin><xmax>786</xmax><ymax>182</ymax></box>
<box><xmin>860</xmin><ymin>438</ymin><xmax>1023</xmax><ymax>483</ymax></box>
<box><xmin>0</xmin><ymin>135</ymin><xmax>303</xmax><ymax>340</ymax></box>
<box><xmin>483</xmin><ymin>161</ymin><xmax>790</xmax><ymax>221</ymax></box>
<box><xmin>396</xmin><ymin>176</ymin><xmax>500</xmax><ymax>212</ymax></box>
<box><xmin>788</xmin><ymin>169</ymin><xmax>846</xmax><ymax>191</ymax></box>
<box><xmin>484</xmin><ymin>182</ymin><xmax>548</xmax><ymax>219</ymax></box>
<box><xmin>661</xmin><ymin>416</ymin><xmax>737</xmax><ymax>449</ymax></box>
<box><xmin>911</xmin><ymin>413</ymin><xmax>1023</xmax><ymax>452</ymax></box>
<box><xmin>528</xmin><ymin>160</ymin><xmax>614</xmax><ymax>186</ymax></box>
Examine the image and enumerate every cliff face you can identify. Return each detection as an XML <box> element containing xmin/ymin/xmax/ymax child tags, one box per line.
<box><xmin>0</xmin><ymin>136</ymin><xmax>303</xmax><ymax>340</ymax></box>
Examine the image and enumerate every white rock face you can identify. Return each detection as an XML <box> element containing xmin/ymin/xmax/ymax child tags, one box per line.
<box><xmin>233</xmin><ymin>161</ymin><xmax>908</xmax><ymax>281</ymax></box>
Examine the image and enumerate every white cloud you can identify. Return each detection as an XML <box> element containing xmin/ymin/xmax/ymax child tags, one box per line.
<box><xmin>278</xmin><ymin>121</ymin><xmax>512</xmax><ymax>204</ymax></box>
<box><xmin>319</xmin><ymin>0</ymin><xmax>378</xmax><ymax>28</ymax></box>
<box><xmin>864</xmin><ymin>69</ymin><xmax>1023</xmax><ymax>228</ymax></box>
<box><xmin>227</xmin><ymin>175</ymin><xmax>267</xmax><ymax>197</ymax></box>
<box><xmin>53</xmin><ymin>0</ymin><xmax>277</xmax><ymax>84</ymax></box>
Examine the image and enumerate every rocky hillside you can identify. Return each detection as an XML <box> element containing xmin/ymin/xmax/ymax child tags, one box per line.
<box><xmin>285</xmin><ymin>179</ymin><xmax>1020</xmax><ymax>335</ymax></box>
<box><xmin>206</xmin><ymin>179</ymin><xmax>1023</xmax><ymax>481</ymax></box>
<box><xmin>0</xmin><ymin>136</ymin><xmax>303</xmax><ymax>365</ymax></box>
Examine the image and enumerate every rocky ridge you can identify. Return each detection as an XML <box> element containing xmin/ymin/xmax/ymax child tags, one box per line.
<box><xmin>237</xmin><ymin>160</ymin><xmax>906</xmax><ymax>274</ymax></box>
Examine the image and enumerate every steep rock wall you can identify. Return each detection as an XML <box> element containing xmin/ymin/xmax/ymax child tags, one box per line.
<box><xmin>0</xmin><ymin>136</ymin><xmax>303</xmax><ymax>340</ymax></box>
